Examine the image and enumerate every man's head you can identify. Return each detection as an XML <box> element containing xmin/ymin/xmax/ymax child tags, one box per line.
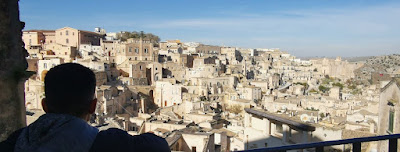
<box><xmin>42</xmin><ymin>63</ymin><xmax>97</xmax><ymax>120</ymax></box>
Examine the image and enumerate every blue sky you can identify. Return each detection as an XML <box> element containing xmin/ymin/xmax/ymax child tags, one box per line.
<box><xmin>20</xmin><ymin>0</ymin><xmax>400</xmax><ymax>57</ymax></box>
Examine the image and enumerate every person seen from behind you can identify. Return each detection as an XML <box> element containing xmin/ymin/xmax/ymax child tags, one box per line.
<box><xmin>0</xmin><ymin>63</ymin><xmax>170</xmax><ymax>152</ymax></box>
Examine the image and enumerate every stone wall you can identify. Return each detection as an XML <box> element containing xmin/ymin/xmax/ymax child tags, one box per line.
<box><xmin>0</xmin><ymin>0</ymin><xmax>28</xmax><ymax>141</ymax></box>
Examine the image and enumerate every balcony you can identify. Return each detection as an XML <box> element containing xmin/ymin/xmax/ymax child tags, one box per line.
<box><xmin>243</xmin><ymin>108</ymin><xmax>400</xmax><ymax>152</ymax></box>
<box><xmin>239</xmin><ymin>133</ymin><xmax>400</xmax><ymax>152</ymax></box>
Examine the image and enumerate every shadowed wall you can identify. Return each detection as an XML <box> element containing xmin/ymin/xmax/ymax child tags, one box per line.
<box><xmin>0</xmin><ymin>0</ymin><xmax>28</xmax><ymax>141</ymax></box>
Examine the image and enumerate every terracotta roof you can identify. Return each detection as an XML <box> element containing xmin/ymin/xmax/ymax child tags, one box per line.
<box><xmin>79</xmin><ymin>29</ymin><xmax>105</xmax><ymax>35</ymax></box>
<box><xmin>23</xmin><ymin>30</ymin><xmax>55</xmax><ymax>33</ymax></box>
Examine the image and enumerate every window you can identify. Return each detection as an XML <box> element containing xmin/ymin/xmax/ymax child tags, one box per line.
<box><xmin>144</xmin><ymin>48</ymin><xmax>148</xmax><ymax>53</ymax></box>
<box><xmin>135</xmin><ymin>57</ymin><xmax>137</xmax><ymax>60</ymax></box>
<box><xmin>389</xmin><ymin>110</ymin><xmax>395</xmax><ymax>133</ymax></box>
<box><xmin>145</xmin><ymin>58</ymin><xmax>147</xmax><ymax>61</ymax></box>
<box><xmin>140</xmin><ymin>66</ymin><xmax>142</xmax><ymax>70</ymax></box>
<box><xmin>29</xmin><ymin>39</ymin><xmax>31</xmax><ymax>45</ymax></box>
<box><xmin>275</xmin><ymin>124</ymin><xmax>283</xmax><ymax>134</ymax></box>
<box><xmin>129</xmin><ymin>47</ymin><xmax>132</xmax><ymax>52</ymax></box>
<box><xmin>66</xmin><ymin>30</ymin><xmax>69</xmax><ymax>35</ymax></box>
<box><xmin>191</xmin><ymin>147</ymin><xmax>196</xmax><ymax>152</ymax></box>
<box><xmin>66</xmin><ymin>38</ymin><xmax>69</xmax><ymax>44</ymax></box>
<box><xmin>60</xmin><ymin>32</ymin><xmax>62</xmax><ymax>35</ymax></box>
<box><xmin>135</xmin><ymin>48</ymin><xmax>139</xmax><ymax>53</ymax></box>
<box><xmin>65</xmin><ymin>52</ymin><xmax>67</xmax><ymax>55</ymax></box>
<box><xmin>72</xmin><ymin>32</ymin><xmax>74</xmax><ymax>36</ymax></box>
<box><xmin>44</xmin><ymin>63</ymin><xmax>47</xmax><ymax>69</ymax></box>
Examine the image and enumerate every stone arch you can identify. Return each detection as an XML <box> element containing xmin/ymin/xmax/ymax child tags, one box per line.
<box><xmin>149</xmin><ymin>90</ymin><xmax>154</xmax><ymax>100</ymax></box>
<box><xmin>154</xmin><ymin>73</ymin><xmax>160</xmax><ymax>81</ymax></box>
<box><xmin>41</xmin><ymin>70</ymin><xmax>48</xmax><ymax>81</ymax></box>
<box><xmin>26</xmin><ymin>102</ymin><xmax>32</xmax><ymax>109</ymax></box>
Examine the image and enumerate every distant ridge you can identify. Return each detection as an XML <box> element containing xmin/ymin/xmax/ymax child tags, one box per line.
<box><xmin>298</xmin><ymin>56</ymin><xmax>373</xmax><ymax>62</ymax></box>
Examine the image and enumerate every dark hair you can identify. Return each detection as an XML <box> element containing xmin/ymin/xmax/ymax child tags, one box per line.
<box><xmin>44</xmin><ymin>63</ymin><xmax>96</xmax><ymax>116</ymax></box>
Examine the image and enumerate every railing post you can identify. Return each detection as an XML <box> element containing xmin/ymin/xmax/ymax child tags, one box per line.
<box><xmin>389</xmin><ymin>138</ymin><xmax>398</xmax><ymax>152</ymax></box>
<box><xmin>315</xmin><ymin>146</ymin><xmax>324</xmax><ymax>152</ymax></box>
<box><xmin>353</xmin><ymin>142</ymin><xmax>361</xmax><ymax>152</ymax></box>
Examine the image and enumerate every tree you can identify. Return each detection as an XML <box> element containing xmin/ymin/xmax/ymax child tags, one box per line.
<box><xmin>309</xmin><ymin>89</ymin><xmax>318</xmax><ymax>93</ymax></box>
<box><xmin>332</xmin><ymin>82</ymin><xmax>344</xmax><ymax>89</ymax></box>
<box><xmin>116</xmin><ymin>31</ymin><xmax>160</xmax><ymax>43</ymax></box>
<box><xmin>348</xmin><ymin>85</ymin><xmax>356</xmax><ymax>90</ymax></box>
<box><xmin>319</xmin><ymin>113</ymin><xmax>325</xmax><ymax>118</ymax></box>
<box><xmin>227</xmin><ymin>105</ymin><xmax>242</xmax><ymax>114</ymax></box>
<box><xmin>199</xmin><ymin>96</ymin><xmax>207</xmax><ymax>101</ymax></box>
<box><xmin>319</xmin><ymin>85</ymin><xmax>330</xmax><ymax>93</ymax></box>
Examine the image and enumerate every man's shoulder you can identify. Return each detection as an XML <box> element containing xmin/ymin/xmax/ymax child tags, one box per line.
<box><xmin>90</xmin><ymin>128</ymin><xmax>170</xmax><ymax>152</ymax></box>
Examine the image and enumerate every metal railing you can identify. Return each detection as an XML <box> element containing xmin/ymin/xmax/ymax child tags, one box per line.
<box><xmin>241</xmin><ymin>134</ymin><xmax>400</xmax><ymax>152</ymax></box>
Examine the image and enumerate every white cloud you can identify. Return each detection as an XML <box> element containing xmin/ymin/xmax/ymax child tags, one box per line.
<box><xmin>146</xmin><ymin>3</ymin><xmax>400</xmax><ymax>56</ymax></box>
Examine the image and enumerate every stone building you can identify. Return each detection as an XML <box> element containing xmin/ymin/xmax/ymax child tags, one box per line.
<box><xmin>37</xmin><ymin>58</ymin><xmax>64</xmax><ymax>81</ymax></box>
<box><xmin>55</xmin><ymin>27</ymin><xmax>103</xmax><ymax>48</ymax></box>
<box><xmin>154</xmin><ymin>81</ymin><xmax>183</xmax><ymax>108</ymax></box>
<box><xmin>22</xmin><ymin>27</ymin><xmax>104</xmax><ymax>61</ymax></box>
<box><xmin>122</xmin><ymin>38</ymin><xmax>156</xmax><ymax>62</ymax></box>
<box><xmin>377</xmin><ymin>77</ymin><xmax>400</xmax><ymax>152</ymax></box>
<box><xmin>147</xmin><ymin>62</ymin><xmax>163</xmax><ymax>85</ymax></box>
<box><xmin>196</xmin><ymin>44</ymin><xmax>221</xmax><ymax>55</ymax></box>
<box><xmin>310</xmin><ymin>57</ymin><xmax>362</xmax><ymax>80</ymax></box>
<box><xmin>24</xmin><ymin>78</ymin><xmax>44</xmax><ymax>110</ymax></box>
<box><xmin>44</xmin><ymin>43</ymin><xmax>77</xmax><ymax>61</ymax></box>
<box><xmin>22</xmin><ymin>30</ymin><xmax>45</xmax><ymax>54</ymax></box>
<box><xmin>129</xmin><ymin>62</ymin><xmax>149</xmax><ymax>85</ymax></box>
